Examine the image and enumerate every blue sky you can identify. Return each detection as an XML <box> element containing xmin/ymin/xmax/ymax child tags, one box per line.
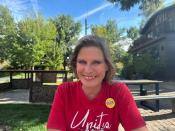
<box><xmin>37</xmin><ymin>0</ymin><xmax>142</xmax><ymax>28</ymax></box>
<box><xmin>0</xmin><ymin>0</ymin><xmax>174</xmax><ymax>34</ymax></box>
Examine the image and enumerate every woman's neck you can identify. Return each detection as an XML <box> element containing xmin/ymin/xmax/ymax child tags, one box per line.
<box><xmin>82</xmin><ymin>84</ymin><xmax>102</xmax><ymax>100</ymax></box>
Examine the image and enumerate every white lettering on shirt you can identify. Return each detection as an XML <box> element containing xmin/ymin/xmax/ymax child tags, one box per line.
<box><xmin>70</xmin><ymin>109</ymin><xmax>111</xmax><ymax>130</ymax></box>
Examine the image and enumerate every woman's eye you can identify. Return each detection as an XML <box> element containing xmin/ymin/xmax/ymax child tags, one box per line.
<box><xmin>92</xmin><ymin>60</ymin><xmax>102</xmax><ymax>65</ymax></box>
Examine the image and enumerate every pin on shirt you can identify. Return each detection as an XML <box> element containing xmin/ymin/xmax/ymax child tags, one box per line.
<box><xmin>105</xmin><ymin>98</ymin><xmax>115</xmax><ymax>108</ymax></box>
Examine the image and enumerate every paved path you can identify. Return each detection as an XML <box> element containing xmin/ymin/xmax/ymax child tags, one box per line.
<box><xmin>0</xmin><ymin>89</ymin><xmax>29</xmax><ymax>104</ymax></box>
<box><xmin>140</xmin><ymin>108</ymin><xmax>175</xmax><ymax>131</ymax></box>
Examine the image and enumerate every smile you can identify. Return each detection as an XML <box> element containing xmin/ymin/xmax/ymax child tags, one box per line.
<box><xmin>83</xmin><ymin>75</ymin><xmax>96</xmax><ymax>80</ymax></box>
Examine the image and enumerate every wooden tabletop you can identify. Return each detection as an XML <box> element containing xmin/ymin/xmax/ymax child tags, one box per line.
<box><xmin>113</xmin><ymin>79</ymin><xmax>163</xmax><ymax>85</ymax></box>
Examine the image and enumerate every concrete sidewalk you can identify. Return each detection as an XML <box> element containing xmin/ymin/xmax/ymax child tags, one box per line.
<box><xmin>0</xmin><ymin>89</ymin><xmax>29</xmax><ymax>104</ymax></box>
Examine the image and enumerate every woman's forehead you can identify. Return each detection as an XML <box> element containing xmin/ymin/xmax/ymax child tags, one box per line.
<box><xmin>79</xmin><ymin>46</ymin><xmax>102</xmax><ymax>52</ymax></box>
<box><xmin>79</xmin><ymin>47</ymin><xmax>103</xmax><ymax>55</ymax></box>
<box><xmin>77</xmin><ymin>48</ymin><xmax>105</xmax><ymax>62</ymax></box>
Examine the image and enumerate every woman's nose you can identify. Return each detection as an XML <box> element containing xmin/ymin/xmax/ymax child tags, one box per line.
<box><xmin>84</xmin><ymin>64</ymin><xmax>93</xmax><ymax>73</ymax></box>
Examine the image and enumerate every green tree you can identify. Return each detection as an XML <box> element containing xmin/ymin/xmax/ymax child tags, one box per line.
<box><xmin>91</xmin><ymin>20</ymin><xmax>122</xmax><ymax>43</ymax></box>
<box><xmin>91</xmin><ymin>25</ymin><xmax>107</xmax><ymax>38</ymax></box>
<box><xmin>139</xmin><ymin>0</ymin><xmax>164</xmax><ymax>18</ymax></box>
<box><xmin>50</xmin><ymin>15</ymin><xmax>81</xmax><ymax>69</ymax></box>
<box><xmin>133</xmin><ymin>52</ymin><xmax>165</xmax><ymax>79</ymax></box>
<box><xmin>127</xmin><ymin>26</ymin><xmax>139</xmax><ymax>41</ymax></box>
<box><xmin>121</xmin><ymin>53</ymin><xmax>135</xmax><ymax>79</ymax></box>
<box><xmin>139</xmin><ymin>0</ymin><xmax>164</xmax><ymax>28</ymax></box>
<box><xmin>10</xmin><ymin>16</ymin><xmax>57</xmax><ymax>69</ymax></box>
<box><xmin>107</xmin><ymin>0</ymin><xmax>162</xmax><ymax>10</ymax></box>
<box><xmin>0</xmin><ymin>5</ymin><xmax>16</xmax><ymax>63</ymax></box>
<box><xmin>120</xmin><ymin>26</ymin><xmax>140</xmax><ymax>78</ymax></box>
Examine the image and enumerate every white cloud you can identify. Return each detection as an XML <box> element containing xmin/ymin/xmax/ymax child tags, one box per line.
<box><xmin>30</xmin><ymin>0</ymin><xmax>39</xmax><ymax>18</ymax></box>
<box><xmin>75</xmin><ymin>3</ymin><xmax>112</xmax><ymax>21</ymax></box>
<box><xmin>0</xmin><ymin>0</ymin><xmax>39</xmax><ymax>21</ymax></box>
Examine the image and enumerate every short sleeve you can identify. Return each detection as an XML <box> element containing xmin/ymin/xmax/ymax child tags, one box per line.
<box><xmin>116</xmin><ymin>83</ymin><xmax>146</xmax><ymax>130</ymax></box>
<box><xmin>47</xmin><ymin>85</ymin><xmax>66</xmax><ymax>130</ymax></box>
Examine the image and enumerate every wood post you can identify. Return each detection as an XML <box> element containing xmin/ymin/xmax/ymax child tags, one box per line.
<box><xmin>172</xmin><ymin>98</ymin><xmax>175</xmax><ymax>113</ymax></box>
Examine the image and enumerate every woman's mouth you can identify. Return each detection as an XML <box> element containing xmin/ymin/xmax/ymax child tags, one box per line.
<box><xmin>83</xmin><ymin>75</ymin><xmax>96</xmax><ymax>80</ymax></box>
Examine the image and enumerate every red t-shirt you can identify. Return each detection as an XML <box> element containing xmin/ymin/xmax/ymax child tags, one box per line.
<box><xmin>47</xmin><ymin>81</ymin><xmax>145</xmax><ymax>131</ymax></box>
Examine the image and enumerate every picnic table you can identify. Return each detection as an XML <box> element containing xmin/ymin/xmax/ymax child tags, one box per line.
<box><xmin>114</xmin><ymin>79</ymin><xmax>163</xmax><ymax>111</ymax></box>
<box><xmin>118</xmin><ymin>79</ymin><xmax>163</xmax><ymax>95</ymax></box>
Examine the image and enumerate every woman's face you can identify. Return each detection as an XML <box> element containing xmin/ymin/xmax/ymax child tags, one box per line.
<box><xmin>76</xmin><ymin>46</ymin><xmax>108</xmax><ymax>89</ymax></box>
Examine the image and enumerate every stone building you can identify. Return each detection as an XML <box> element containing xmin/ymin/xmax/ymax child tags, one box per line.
<box><xmin>130</xmin><ymin>5</ymin><xmax>175</xmax><ymax>79</ymax></box>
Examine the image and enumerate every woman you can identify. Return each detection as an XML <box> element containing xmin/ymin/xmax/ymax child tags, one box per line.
<box><xmin>47</xmin><ymin>35</ymin><xmax>148</xmax><ymax>131</ymax></box>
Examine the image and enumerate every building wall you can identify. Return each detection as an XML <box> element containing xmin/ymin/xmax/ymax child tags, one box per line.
<box><xmin>136</xmin><ymin>34</ymin><xmax>175</xmax><ymax>79</ymax></box>
<box><xmin>132</xmin><ymin>5</ymin><xmax>175</xmax><ymax>80</ymax></box>
<box><xmin>142</xmin><ymin>5</ymin><xmax>175</xmax><ymax>37</ymax></box>
<box><xmin>163</xmin><ymin>34</ymin><xmax>175</xmax><ymax>79</ymax></box>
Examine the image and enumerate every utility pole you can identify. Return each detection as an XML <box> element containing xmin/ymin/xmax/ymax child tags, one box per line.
<box><xmin>85</xmin><ymin>18</ymin><xmax>88</xmax><ymax>35</ymax></box>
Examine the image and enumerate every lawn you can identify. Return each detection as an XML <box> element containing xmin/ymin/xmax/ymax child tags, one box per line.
<box><xmin>0</xmin><ymin>104</ymin><xmax>51</xmax><ymax>131</ymax></box>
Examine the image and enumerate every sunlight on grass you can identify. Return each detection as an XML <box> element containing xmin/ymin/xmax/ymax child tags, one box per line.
<box><xmin>0</xmin><ymin>104</ymin><xmax>50</xmax><ymax>131</ymax></box>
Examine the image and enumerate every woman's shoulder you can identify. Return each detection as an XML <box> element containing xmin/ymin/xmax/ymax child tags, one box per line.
<box><xmin>106</xmin><ymin>81</ymin><xmax>129</xmax><ymax>96</ymax></box>
<box><xmin>111</xmin><ymin>80</ymin><xmax>128</xmax><ymax>90</ymax></box>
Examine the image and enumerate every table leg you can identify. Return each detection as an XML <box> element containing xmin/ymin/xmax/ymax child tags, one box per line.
<box><xmin>140</xmin><ymin>84</ymin><xmax>143</xmax><ymax>96</ymax></box>
<box><xmin>139</xmin><ymin>83</ymin><xmax>160</xmax><ymax>112</ymax></box>
<box><xmin>172</xmin><ymin>99</ymin><xmax>175</xmax><ymax>113</ymax></box>
<box><xmin>10</xmin><ymin>72</ymin><xmax>13</xmax><ymax>88</ymax></box>
<box><xmin>140</xmin><ymin>84</ymin><xmax>146</xmax><ymax>105</ymax></box>
<box><xmin>155</xmin><ymin>83</ymin><xmax>159</xmax><ymax>111</ymax></box>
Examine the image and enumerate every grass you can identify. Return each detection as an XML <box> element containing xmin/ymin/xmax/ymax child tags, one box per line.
<box><xmin>0</xmin><ymin>104</ymin><xmax>51</xmax><ymax>131</ymax></box>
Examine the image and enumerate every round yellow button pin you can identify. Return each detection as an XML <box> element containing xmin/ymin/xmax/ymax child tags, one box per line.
<box><xmin>105</xmin><ymin>98</ymin><xmax>115</xmax><ymax>108</ymax></box>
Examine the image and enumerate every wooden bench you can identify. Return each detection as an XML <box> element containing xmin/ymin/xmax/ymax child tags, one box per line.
<box><xmin>134</xmin><ymin>94</ymin><xmax>175</xmax><ymax>113</ymax></box>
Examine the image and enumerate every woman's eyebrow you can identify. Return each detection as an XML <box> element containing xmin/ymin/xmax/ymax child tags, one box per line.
<box><xmin>77</xmin><ymin>58</ymin><xmax>85</xmax><ymax>61</ymax></box>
